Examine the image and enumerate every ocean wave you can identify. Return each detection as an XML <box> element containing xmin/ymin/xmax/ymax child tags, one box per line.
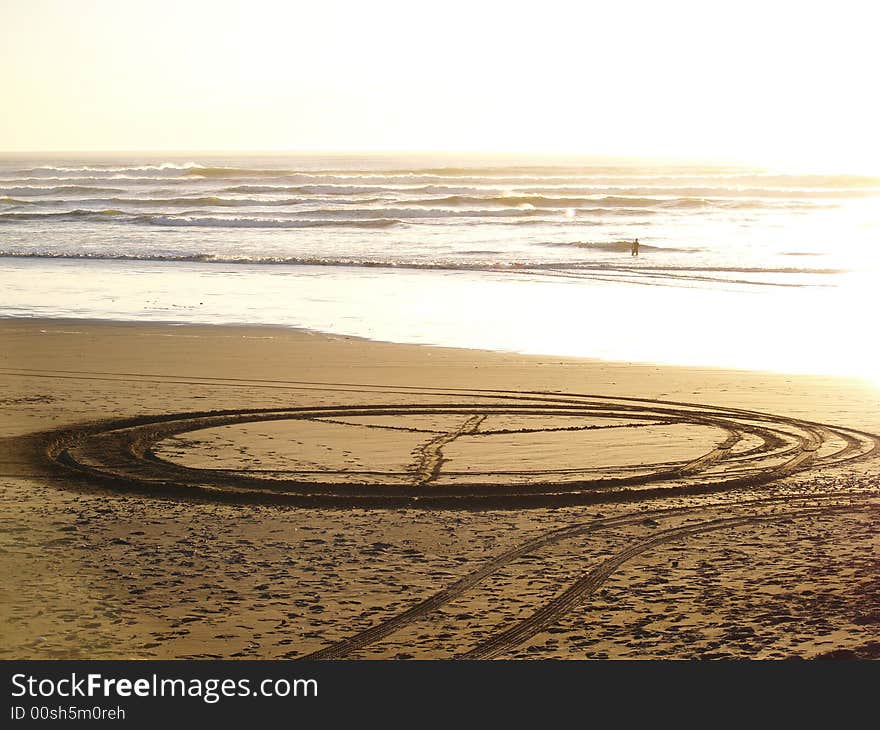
<box><xmin>143</xmin><ymin>215</ymin><xmax>403</xmax><ymax>229</ymax></box>
<box><xmin>289</xmin><ymin>207</ymin><xmax>546</xmax><ymax>219</ymax></box>
<box><xmin>47</xmin><ymin>196</ymin><xmax>318</xmax><ymax>208</ymax></box>
<box><xmin>0</xmin><ymin>185</ymin><xmax>126</xmax><ymax>196</ymax></box>
<box><xmin>127</xmin><ymin>196</ymin><xmax>301</xmax><ymax>208</ymax></box>
<box><xmin>0</xmin><ymin>175</ymin><xmax>198</xmax><ymax>186</ymax></box>
<box><xmin>361</xmin><ymin>170</ymin><xmax>880</xmax><ymax>187</ymax></box>
<box><xmin>538</xmin><ymin>240</ymin><xmax>695</xmax><ymax>253</ymax></box>
<box><xmin>0</xmin><ymin>209</ymin><xmax>128</xmax><ymax>222</ymax></box>
<box><xmin>183</xmin><ymin>166</ymin><xmax>290</xmax><ymax>178</ymax></box>
<box><xmin>517</xmin><ymin>185</ymin><xmax>879</xmax><ymax>199</ymax></box>
<box><xmin>389</xmin><ymin>194</ymin><xmax>821</xmax><ymax>210</ymax></box>
<box><xmin>293</xmin><ymin>206</ymin><xmax>654</xmax><ymax>219</ymax></box>
<box><xmin>0</xmin><ymin>250</ymin><xmax>847</xmax><ymax>277</ymax></box>
<box><xmin>0</xmin><ymin>209</ymin><xmax>410</xmax><ymax>227</ymax></box>
<box><xmin>542</xmin><ymin>241</ymin><xmax>837</xmax><ymax>264</ymax></box>
<box><xmin>18</xmin><ymin>162</ymin><xmax>201</xmax><ymax>175</ymax></box>
<box><xmin>0</xmin><ymin>251</ymin><xmax>526</xmax><ymax>268</ymax></box>
<box><xmin>176</xmin><ymin>165</ymin><xmax>677</xmax><ymax>180</ymax></box>
<box><xmin>221</xmin><ymin>184</ymin><xmax>481</xmax><ymax>196</ymax></box>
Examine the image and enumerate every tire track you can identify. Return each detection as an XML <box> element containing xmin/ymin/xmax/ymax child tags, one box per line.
<box><xmin>410</xmin><ymin>415</ymin><xmax>485</xmax><ymax>486</ymax></box>
<box><xmin>299</xmin><ymin>491</ymin><xmax>875</xmax><ymax>659</ymax></box>
<box><xmin>12</xmin><ymin>391</ymin><xmax>879</xmax><ymax>508</ymax></box>
<box><xmin>459</xmin><ymin>499</ymin><xmax>870</xmax><ymax>659</ymax></box>
<box><xmin>300</xmin><ymin>509</ymin><xmax>641</xmax><ymax>659</ymax></box>
<box><xmin>676</xmin><ymin>429</ymin><xmax>740</xmax><ymax>475</ymax></box>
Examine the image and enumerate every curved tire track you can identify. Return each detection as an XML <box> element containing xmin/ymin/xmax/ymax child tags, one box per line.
<box><xmin>300</xmin><ymin>491</ymin><xmax>875</xmax><ymax>659</ymax></box>
<box><xmin>459</xmin><ymin>499</ymin><xmax>871</xmax><ymax>659</ymax></box>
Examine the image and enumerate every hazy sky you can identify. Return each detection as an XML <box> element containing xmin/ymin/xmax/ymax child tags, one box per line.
<box><xmin>2</xmin><ymin>0</ymin><xmax>877</xmax><ymax>169</ymax></box>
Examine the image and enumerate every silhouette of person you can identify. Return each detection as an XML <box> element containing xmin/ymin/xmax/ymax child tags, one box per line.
<box><xmin>631</xmin><ymin>238</ymin><xmax>640</xmax><ymax>257</ymax></box>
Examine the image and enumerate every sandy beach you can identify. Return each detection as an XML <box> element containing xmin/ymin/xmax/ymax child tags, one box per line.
<box><xmin>1</xmin><ymin>318</ymin><xmax>878</xmax><ymax>660</ymax></box>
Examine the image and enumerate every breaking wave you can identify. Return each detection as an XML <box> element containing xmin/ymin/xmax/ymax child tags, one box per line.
<box><xmin>0</xmin><ymin>249</ymin><xmax>846</xmax><ymax>278</ymax></box>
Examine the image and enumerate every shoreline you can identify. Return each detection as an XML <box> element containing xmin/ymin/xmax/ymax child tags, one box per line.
<box><xmin>1</xmin><ymin>317</ymin><xmax>879</xmax><ymax>659</ymax></box>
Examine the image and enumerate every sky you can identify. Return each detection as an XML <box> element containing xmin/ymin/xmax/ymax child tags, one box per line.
<box><xmin>1</xmin><ymin>0</ymin><xmax>878</xmax><ymax>170</ymax></box>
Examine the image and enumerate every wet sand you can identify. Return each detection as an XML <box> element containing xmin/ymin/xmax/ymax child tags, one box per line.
<box><xmin>1</xmin><ymin>318</ymin><xmax>878</xmax><ymax>659</ymax></box>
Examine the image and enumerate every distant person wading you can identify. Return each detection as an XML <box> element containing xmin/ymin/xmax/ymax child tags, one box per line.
<box><xmin>631</xmin><ymin>238</ymin><xmax>640</xmax><ymax>257</ymax></box>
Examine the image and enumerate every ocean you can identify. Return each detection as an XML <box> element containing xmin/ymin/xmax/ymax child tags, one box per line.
<box><xmin>1</xmin><ymin>153</ymin><xmax>878</xmax><ymax>378</ymax></box>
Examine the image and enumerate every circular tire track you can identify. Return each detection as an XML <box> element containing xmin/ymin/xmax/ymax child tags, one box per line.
<box><xmin>26</xmin><ymin>390</ymin><xmax>880</xmax><ymax>509</ymax></box>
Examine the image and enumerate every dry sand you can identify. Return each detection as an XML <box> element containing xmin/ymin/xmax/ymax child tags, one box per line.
<box><xmin>0</xmin><ymin>318</ymin><xmax>878</xmax><ymax>659</ymax></box>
